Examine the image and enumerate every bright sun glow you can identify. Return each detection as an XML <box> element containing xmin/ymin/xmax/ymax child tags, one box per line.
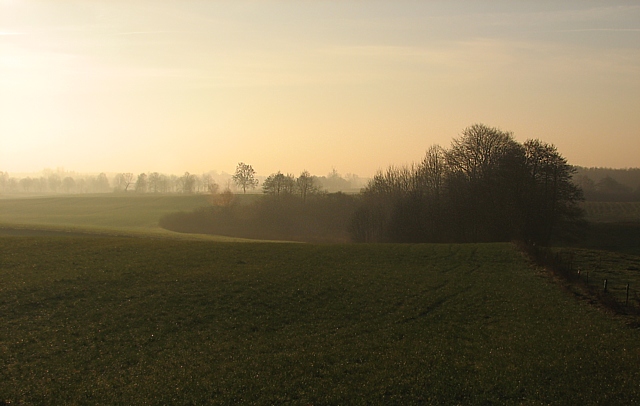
<box><xmin>1</xmin><ymin>1</ymin><xmax>639</xmax><ymax>177</ymax></box>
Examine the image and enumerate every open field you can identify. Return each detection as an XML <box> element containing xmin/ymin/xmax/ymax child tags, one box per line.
<box><xmin>550</xmin><ymin>247</ymin><xmax>640</xmax><ymax>311</ymax></box>
<box><xmin>0</xmin><ymin>194</ymin><xmax>206</xmax><ymax>233</ymax></box>
<box><xmin>0</xmin><ymin>194</ymin><xmax>253</xmax><ymax>241</ymax></box>
<box><xmin>2</xmin><ymin>239</ymin><xmax>640</xmax><ymax>404</ymax></box>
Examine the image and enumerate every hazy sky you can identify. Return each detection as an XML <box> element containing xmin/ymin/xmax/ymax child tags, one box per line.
<box><xmin>1</xmin><ymin>1</ymin><xmax>639</xmax><ymax>177</ymax></box>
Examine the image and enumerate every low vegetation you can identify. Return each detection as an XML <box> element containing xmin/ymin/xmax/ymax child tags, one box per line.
<box><xmin>159</xmin><ymin>193</ymin><xmax>359</xmax><ymax>243</ymax></box>
<box><xmin>582</xmin><ymin>201</ymin><xmax>640</xmax><ymax>223</ymax></box>
<box><xmin>2</xmin><ymin>239</ymin><xmax>640</xmax><ymax>404</ymax></box>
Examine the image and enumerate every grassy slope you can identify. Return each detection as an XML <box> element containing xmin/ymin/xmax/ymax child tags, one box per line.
<box><xmin>1</xmin><ymin>239</ymin><xmax>639</xmax><ymax>404</ymax></box>
<box><xmin>0</xmin><ymin>194</ymin><xmax>248</xmax><ymax>240</ymax></box>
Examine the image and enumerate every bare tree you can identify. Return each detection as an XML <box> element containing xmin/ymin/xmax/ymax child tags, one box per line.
<box><xmin>296</xmin><ymin>170</ymin><xmax>318</xmax><ymax>202</ymax></box>
<box><xmin>147</xmin><ymin>172</ymin><xmax>161</xmax><ymax>193</ymax></box>
<box><xmin>262</xmin><ymin>171</ymin><xmax>295</xmax><ymax>196</ymax></box>
<box><xmin>178</xmin><ymin>172</ymin><xmax>197</xmax><ymax>194</ymax></box>
<box><xmin>232</xmin><ymin>162</ymin><xmax>258</xmax><ymax>194</ymax></box>
<box><xmin>115</xmin><ymin>173</ymin><xmax>135</xmax><ymax>192</ymax></box>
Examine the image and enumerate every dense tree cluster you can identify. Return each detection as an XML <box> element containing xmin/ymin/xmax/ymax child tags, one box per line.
<box><xmin>350</xmin><ymin>124</ymin><xmax>584</xmax><ymax>245</ymax></box>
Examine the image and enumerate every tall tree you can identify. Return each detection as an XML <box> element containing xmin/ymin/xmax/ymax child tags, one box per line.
<box><xmin>48</xmin><ymin>174</ymin><xmax>62</xmax><ymax>193</ymax></box>
<box><xmin>179</xmin><ymin>172</ymin><xmax>198</xmax><ymax>194</ymax></box>
<box><xmin>232</xmin><ymin>162</ymin><xmax>258</xmax><ymax>194</ymax></box>
<box><xmin>521</xmin><ymin>139</ymin><xmax>584</xmax><ymax>245</ymax></box>
<box><xmin>0</xmin><ymin>171</ymin><xmax>7</xmax><ymax>193</ymax></box>
<box><xmin>135</xmin><ymin>173</ymin><xmax>148</xmax><ymax>193</ymax></box>
<box><xmin>148</xmin><ymin>172</ymin><xmax>161</xmax><ymax>193</ymax></box>
<box><xmin>95</xmin><ymin>173</ymin><xmax>110</xmax><ymax>193</ymax></box>
<box><xmin>445</xmin><ymin>124</ymin><xmax>524</xmax><ymax>241</ymax></box>
<box><xmin>62</xmin><ymin>177</ymin><xmax>76</xmax><ymax>193</ymax></box>
<box><xmin>296</xmin><ymin>170</ymin><xmax>318</xmax><ymax>202</ymax></box>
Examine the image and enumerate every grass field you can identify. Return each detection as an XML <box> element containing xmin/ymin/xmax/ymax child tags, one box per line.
<box><xmin>550</xmin><ymin>247</ymin><xmax>640</xmax><ymax>311</ymax></box>
<box><xmin>2</xmin><ymin>238</ymin><xmax>640</xmax><ymax>404</ymax></box>
<box><xmin>0</xmin><ymin>194</ymin><xmax>252</xmax><ymax>240</ymax></box>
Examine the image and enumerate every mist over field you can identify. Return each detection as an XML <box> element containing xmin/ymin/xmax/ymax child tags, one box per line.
<box><xmin>2</xmin><ymin>1</ymin><xmax>640</xmax><ymax>403</ymax></box>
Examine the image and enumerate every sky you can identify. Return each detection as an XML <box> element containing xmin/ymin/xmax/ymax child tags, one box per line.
<box><xmin>1</xmin><ymin>1</ymin><xmax>639</xmax><ymax>178</ymax></box>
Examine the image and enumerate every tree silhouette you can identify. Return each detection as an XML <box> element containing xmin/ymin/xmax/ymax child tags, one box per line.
<box><xmin>232</xmin><ymin>162</ymin><xmax>258</xmax><ymax>194</ymax></box>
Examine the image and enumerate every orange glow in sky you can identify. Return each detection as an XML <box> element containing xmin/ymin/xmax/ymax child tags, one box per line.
<box><xmin>1</xmin><ymin>1</ymin><xmax>639</xmax><ymax>177</ymax></box>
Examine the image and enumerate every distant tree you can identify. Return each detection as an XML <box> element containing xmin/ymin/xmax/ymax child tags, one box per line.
<box><xmin>147</xmin><ymin>172</ymin><xmax>161</xmax><ymax>193</ymax></box>
<box><xmin>48</xmin><ymin>174</ymin><xmax>62</xmax><ymax>193</ymax></box>
<box><xmin>232</xmin><ymin>162</ymin><xmax>258</xmax><ymax>194</ymax></box>
<box><xmin>178</xmin><ymin>172</ymin><xmax>198</xmax><ymax>194</ymax></box>
<box><xmin>135</xmin><ymin>173</ymin><xmax>148</xmax><ymax>193</ymax></box>
<box><xmin>168</xmin><ymin>175</ymin><xmax>179</xmax><ymax>193</ymax></box>
<box><xmin>76</xmin><ymin>178</ymin><xmax>87</xmax><ymax>193</ymax></box>
<box><xmin>114</xmin><ymin>173</ymin><xmax>134</xmax><ymax>192</ymax></box>
<box><xmin>0</xmin><ymin>171</ymin><xmax>7</xmax><ymax>192</ymax></box>
<box><xmin>34</xmin><ymin>177</ymin><xmax>47</xmax><ymax>193</ymax></box>
<box><xmin>297</xmin><ymin>170</ymin><xmax>319</xmax><ymax>202</ymax></box>
<box><xmin>62</xmin><ymin>177</ymin><xmax>76</xmax><ymax>193</ymax></box>
<box><xmin>7</xmin><ymin>177</ymin><xmax>18</xmax><ymax>192</ymax></box>
<box><xmin>201</xmin><ymin>174</ymin><xmax>215</xmax><ymax>194</ymax></box>
<box><xmin>95</xmin><ymin>173</ymin><xmax>110</xmax><ymax>193</ymax></box>
<box><xmin>262</xmin><ymin>172</ymin><xmax>295</xmax><ymax>196</ymax></box>
<box><xmin>19</xmin><ymin>177</ymin><xmax>34</xmax><ymax>192</ymax></box>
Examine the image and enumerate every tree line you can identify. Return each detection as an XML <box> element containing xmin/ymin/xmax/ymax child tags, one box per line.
<box><xmin>159</xmin><ymin>124</ymin><xmax>586</xmax><ymax>245</ymax></box>
<box><xmin>0</xmin><ymin>171</ymin><xmax>214</xmax><ymax>194</ymax></box>
<box><xmin>0</xmin><ymin>166</ymin><xmax>364</xmax><ymax>195</ymax></box>
<box><xmin>160</xmin><ymin>164</ymin><xmax>356</xmax><ymax>242</ymax></box>
<box><xmin>349</xmin><ymin>124</ymin><xmax>584</xmax><ymax>245</ymax></box>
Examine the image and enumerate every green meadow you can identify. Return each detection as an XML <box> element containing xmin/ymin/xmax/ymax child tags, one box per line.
<box><xmin>0</xmin><ymin>194</ymin><xmax>244</xmax><ymax>240</ymax></box>
<box><xmin>1</xmin><ymin>195</ymin><xmax>640</xmax><ymax>403</ymax></box>
<box><xmin>1</xmin><ymin>239</ymin><xmax>640</xmax><ymax>404</ymax></box>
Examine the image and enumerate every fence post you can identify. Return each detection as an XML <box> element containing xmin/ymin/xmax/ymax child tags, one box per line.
<box><xmin>626</xmin><ymin>284</ymin><xmax>630</xmax><ymax>306</ymax></box>
<box><xmin>604</xmin><ymin>279</ymin><xmax>608</xmax><ymax>293</ymax></box>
